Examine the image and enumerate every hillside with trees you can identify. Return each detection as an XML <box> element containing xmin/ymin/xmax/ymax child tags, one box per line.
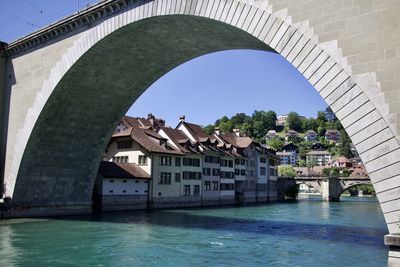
<box><xmin>203</xmin><ymin>108</ymin><xmax>354</xmax><ymax>160</ymax></box>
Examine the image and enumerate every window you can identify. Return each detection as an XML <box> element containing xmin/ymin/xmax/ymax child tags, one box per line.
<box><xmin>183</xmin><ymin>157</ymin><xmax>200</xmax><ymax>166</ymax></box>
<box><xmin>194</xmin><ymin>185</ymin><xmax>200</xmax><ymax>195</ymax></box>
<box><xmin>221</xmin><ymin>159</ymin><xmax>233</xmax><ymax>168</ymax></box>
<box><xmin>203</xmin><ymin>168</ymin><xmax>211</xmax><ymax>176</ymax></box>
<box><xmin>193</xmin><ymin>172</ymin><xmax>202</xmax><ymax>180</ymax></box>
<box><xmin>260</xmin><ymin>157</ymin><xmax>267</xmax><ymax>163</ymax></box>
<box><xmin>241</xmin><ymin>169</ymin><xmax>247</xmax><ymax>176</ymax></box>
<box><xmin>260</xmin><ymin>167</ymin><xmax>266</xmax><ymax>175</ymax></box>
<box><xmin>123</xmin><ymin>190</ymin><xmax>126</xmax><ymax>193</ymax></box>
<box><xmin>220</xmin><ymin>183</ymin><xmax>234</xmax><ymax>191</ymax></box>
<box><xmin>112</xmin><ymin>156</ymin><xmax>128</xmax><ymax>163</ymax></box>
<box><xmin>212</xmin><ymin>168</ymin><xmax>220</xmax><ymax>176</ymax></box>
<box><xmin>270</xmin><ymin>168</ymin><xmax>276</xmax><ymax>176</ymax></box>
<box><xmin>250</xmin><ymin>170</ymin><xmax>255</xmax><ymax>176</ymax></box>
<box><xmin>109</xmin><ymin>179</ymin><xmax>114</xmax><ymax>183</ymax></box>
<box><xmin>159</xmin><ymin>172</ymin><xmax>171</xmax><ymax>184</ymax></box>
<box><xmin>204</xmin><ymin>181</ymin><xmax>211</xmax><ymax>191</ymax></box>
<box><xmin>184</xmin><ymin>185</ymin><xmax>190</xmax><ymax>196</ymax></box>
<box><xmin>213</xmin><ymin>181</ymin><xmax>219</xmax><ymax>191</ymax></box>
<box><xmin>250</xmin><ymin>160</ymin><xmax>255</xmax><ymax>167</ymax></box>
<box><xmin>221</xmin><ymin>159</ymin><xmax>227</xmax><ymax>167</ymax></box>
<box><xmin>123</xmin><ymin>180</ymin><xmax>127</xmax><ymax>183</ymax></box>
<box><xmin>138</xmin><ymin>155</ymin><xmax>148</xmax><ymax>165</ymax></box>
<box><xmin>183</xmin><ymin>158</ymin><xmax>192</xmax><ymax>166</ymax></box>
<box><xmin>160</xmin><ymin>156</ymin><xmax>171</xmax><ymax>166</ymax></box>
<box><xmin>205</xmin><ymin>156</ymin><xmax>220</xmax><ymax>164</ymax></box>
<box><xmin>241</xmin><ymin>159</ymin><xmax>246</xmax><ymax>165</ymax></box>
<box><xmin>235</xmin><ymin>158</ymin><xmax>240</xmax><ymax>165</ymax></box>
<box><xmin>193</xmin><ymin>158</ymin><xmax>200</xmax><ymax>167</ymax></box>
<box><xmin>175</xmin><ymin>157</ymin><xmax>181</xmax><ymax>167</ymax></box>
<box><xmin>235</xmin><ymin>169</ymin><xmax>240</xmax><ymax>175</ymax></box>
<box><xmin>117</xmin><ymin>140</ymin><xmax>132</xmax><ymax>149</ymax></box>
<box><xmin>183</xmin><ymin>172</ymin><xmax>201</xmax><ymax>180</ymax></box>
<box><xmin>175</xmin><ymin>173</ymin><xmax>181</xmax><ymax>182</ymax></box>
<box><xmin>109</xmin><ymin>190</ymin><xmax>114</xmax><ymax>193</ymax></box>
<box><xmin>183</xmin><ymin>171</ymin><xmax>192</xmax><ymax>180</ymax></box>
<box><xmin>221</xmin><ymin>171</ymin><xmax>234</xmax><ymax>179</ymax></box>
<box><xmin>269</xmin><ymin>159</ymin><xmax>276</xmax><ymax>166</ymax></box>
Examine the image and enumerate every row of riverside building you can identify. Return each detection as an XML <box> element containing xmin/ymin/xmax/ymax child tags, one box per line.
<box><xmin>95</xmin><ymin>114</ymin><xmax>279</xmax><ymax>211</ymax></box>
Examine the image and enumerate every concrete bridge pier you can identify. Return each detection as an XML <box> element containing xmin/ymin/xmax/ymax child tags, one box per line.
<box><xmin>0</xmin><ymin>41</ymin><xmax>7</xmax><ymax>200</ymax></box>
<box><xmin>321</xmin><ymin>178</ymin><xmax>341</xmax><ymax>202</ymax></box>
<box><xmin>385</xmin><ymin>235</ymin><xmax>400</xmax><ymax>266</ymax></box>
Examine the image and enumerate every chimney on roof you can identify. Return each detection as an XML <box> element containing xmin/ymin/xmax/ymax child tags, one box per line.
<box><xmin>147</xmin><ymin>113</ymin><xmax>155</xmax><ymax>120</ymax></box>
<box><xmin>233</xmin><ymin>128</ymin><xmax>240</xmax><ymax>137</ymax></box>
<box><xmin>214</xmin><ymin>127</ymin><xmax>220</xmax><ymax>135</ymax></box>
<box><xmin>158</xmin><ymin>119</ymin><xmax>165</xmax><ymax>127</ymax></box>
<box><xmin>179</xmin><ymin>115</ymin><xmax>185</xmax><ymax>122</ymax></box>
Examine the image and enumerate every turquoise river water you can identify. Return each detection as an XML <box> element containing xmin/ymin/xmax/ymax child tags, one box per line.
<box><xmin>0</xmin><ymin>197</ymin><xmax>388</xmax><ymax>266</ymax></box>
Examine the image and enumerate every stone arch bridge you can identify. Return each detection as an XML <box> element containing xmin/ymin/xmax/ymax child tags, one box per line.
<box><xmin>0</xmin><ymin>0</ymin><xmax>400</xmax><ymax>263</ymax></box>
<box><xmin>277</xmin><ymin>176</ymin><xmax>372</xmax><ymax>202</ymax></box>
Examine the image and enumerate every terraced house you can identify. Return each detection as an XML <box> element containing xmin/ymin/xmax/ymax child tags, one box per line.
<box><xmin>101</xmin><ymin>117</ymin><xmax>184</xmax><ymax>210</ymax></box>
<box><xmin>157</xmin><ymin>125</ymin><xmax>203</xmax><ymax>207</ymax></box>
<box><xmin>176</xmin><ymin>117</ymin><xmax>236</xmax><ymax>205</ymax></box>
<box><xmin>100</xmin><ymin>115</ymin><xmax>279</xmax><ymax>210</ymax></box>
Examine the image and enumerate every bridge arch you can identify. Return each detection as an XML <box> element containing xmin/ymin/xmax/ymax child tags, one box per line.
<box><xmin>297</xmin><ymin>181</ymin><xmax>323</xmax><ymax>195</ymax></box>
<box><xmin>338</xmin><ymin>181</ymin><xmax>373</xmax><ymax>199</ymax></box>
<box><xmin>1</xmin><ymin>0</ymin><xmax>400</xmax><ymax>237</ymax></box>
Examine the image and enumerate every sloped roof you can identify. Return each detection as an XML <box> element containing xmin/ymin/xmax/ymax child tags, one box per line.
<box><xmin>218</xmin><ymin>132</ymin><xmax>253</xmax><ymax>148</ymax></box>
<box><xmin>99</xmin><ymin>161</ymin><xmax>151</xmax><ymax>179</ymax></box>
<box><xmin>180</xmin><ymin>121</ymin><xmax>210</xmax><ymax>141</ymax></box>
<box><xmin>159</xmin><ymin>127</ymin><xmax>198</xmax><ymax>154</ymax></box>
<box><xmin>130</xmin><ymin>128</ymin><xmax>183</xmax><ymax>155</ymax></box>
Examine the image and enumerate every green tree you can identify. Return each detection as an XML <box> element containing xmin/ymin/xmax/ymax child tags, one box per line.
<box><xmin>338</xmin><ymin>129</ymin><xmax>353</xmax><ymax>158</ymax></box>
<box><xmin>251</xmin><ymin>110</ymin><xmax>277</xmax><ymax>139</ymax></box>
<box><xmin>317</xmin><ymin>110</ymin><xmax>327</xmax><ymax>125</ymax></box>
<box><xmin>278</xmin><ymin>165</ymin><xmax>296</xmax><ymax>178</ymax></box>
<box><xmin>203</xmin><ymin>124</ymin><xmax>214</xmax><ymax>135</ymax></box>
<box><xmin>267</xmin><ymin>137</ymin><xmax>284</xmax><ymax>150</ymax></box>
<box><xmin>302</xmin><ymin>117</ymin><xmax>318</xmax><ymax>132</ymax></box>
<box><xmin>325</xmin><ymin>107</ymin><xmax>336</xmax><ymax>122</ymax></box>
<box><xmin>286</xmin><ymin>112</ymin><xmax>303</xmax><ymax>132</ymax></box>
<box><xmin>240</xmin><ymin>122</ymin><xmax>253</xmax><ymax>137</ymax></box>
<box><xmin>219</xmin><ymin>120</ymin><xmax>234</xmax><ymax>132</ymax></box>
<box><xmin>231</xmin><ymin>113</ymin><xmax>251</xmax><ymax>126</ymax></box>
<box><xmin>298</xmin><ymin>159</ymin><xmax>306</xmax><ymax>167</ymax></box>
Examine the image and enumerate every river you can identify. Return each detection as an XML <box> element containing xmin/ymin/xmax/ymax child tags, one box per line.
<box><xmin>0</xmin><ymin>196</ymin><xmax>388</xmax><ymax>266</ymax></box>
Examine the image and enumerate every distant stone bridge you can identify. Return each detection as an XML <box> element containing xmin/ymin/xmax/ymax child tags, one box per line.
<box><xmin>277</xmin><ymin>176</ymin><xmax>371</xmax><ymax>202</ymax></box>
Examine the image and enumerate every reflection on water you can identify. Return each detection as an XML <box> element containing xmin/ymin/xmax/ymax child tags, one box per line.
<box><xmin>0</xmin><ymin>225</ymin><xmax>19</xmax><ymax>267</ymax></box>
<box><xmin>0</xmin><ymin>197</ymin><xmax>388</xmax><ymax>267</ymax></box>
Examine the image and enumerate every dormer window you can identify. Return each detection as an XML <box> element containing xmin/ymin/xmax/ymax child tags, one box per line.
<box><xmin>138</xmin><ymin>155</ymin><xmax>148</xmax><ymax>165</ymax></box>
<box><xmin>117</xmin><ymin>140</ymin><xmax>132</xmax><ymax>149</ymax></box>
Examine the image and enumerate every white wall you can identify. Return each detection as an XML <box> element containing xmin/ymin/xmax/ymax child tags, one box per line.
<box><xmin>103</xmin><ymin>178</ymin><xmax>148</xmax><ymax>195</ymax></box>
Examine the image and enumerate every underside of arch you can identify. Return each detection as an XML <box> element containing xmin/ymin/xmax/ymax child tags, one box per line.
<box><xmin>12</xmin><ymin>15</ymin><xmax>274</xmax><ymax>205</ymax></box>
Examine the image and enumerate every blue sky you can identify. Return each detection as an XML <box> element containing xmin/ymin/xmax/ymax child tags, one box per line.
<box><xmin>1</xmin><ymin>0</ymin><xmax>327</xmax><ymax>127</ymax></box>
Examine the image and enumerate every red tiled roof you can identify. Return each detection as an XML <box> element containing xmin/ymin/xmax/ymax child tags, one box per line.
<box><xmin>99</xmin><ymin>161</ymin><xmax>151</xmax><ymax>179</ymax></box>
